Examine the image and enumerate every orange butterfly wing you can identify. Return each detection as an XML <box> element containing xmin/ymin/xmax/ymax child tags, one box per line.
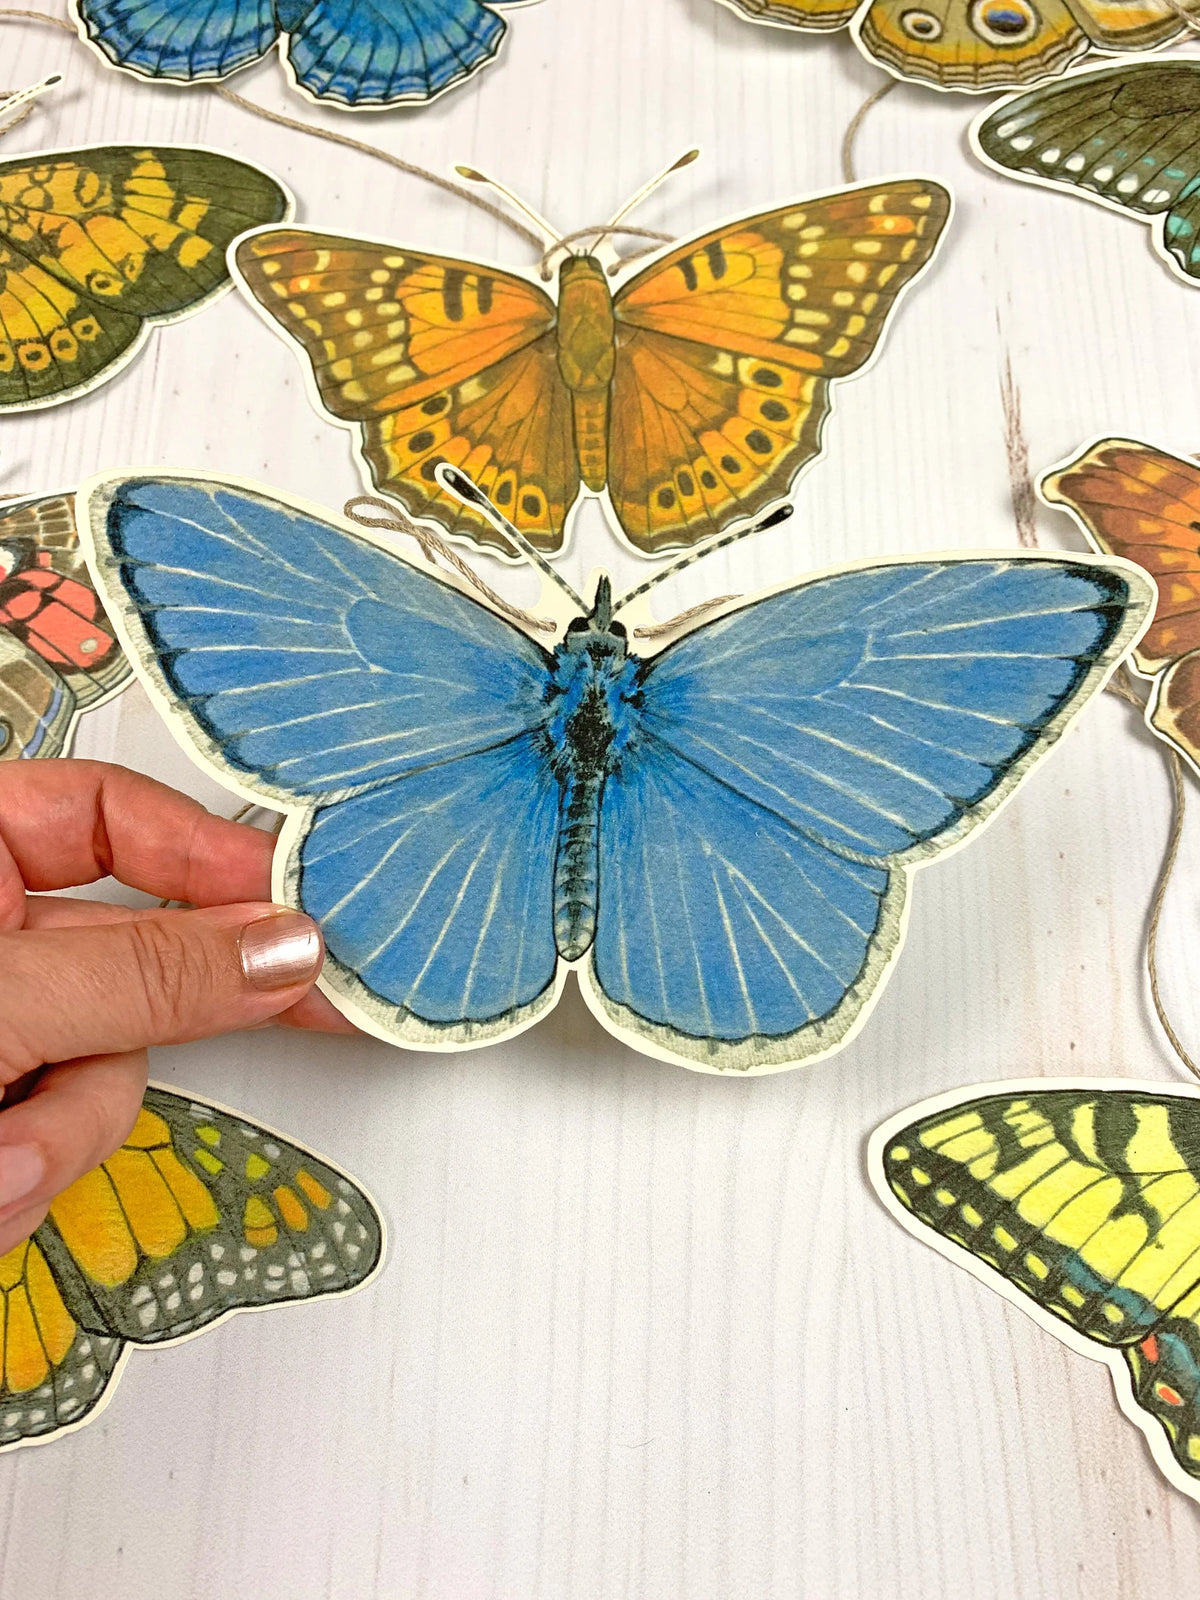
<box><xmin>607</xmin><ymin>180</ymin><xmax>951</xmax><ymax>554</ymax></box>
<box><xmin>1042</xmin><ymin>437</ymin><xmax>1200</xmax><ymax>771</ymax></box>
<box><xmin>235</xmin><ymin>230</ymin><xmax>578</xmax><ymax>556</ymax></box>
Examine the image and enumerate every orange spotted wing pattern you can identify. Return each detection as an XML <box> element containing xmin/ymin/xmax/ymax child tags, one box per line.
<box><xmin>234</xmin><ymin>178</ymin><xmax>950</xmax><ymax>557</ymax></box>
<box><xmin>1041</xmin><ymin>438</ymin><xmax>1200</xmax><ymax>773</ymax></box>
<box><xmin>0</xmin><ymin>1085</ymin><xmax>382</xmax><ymax>1450</ymax></box>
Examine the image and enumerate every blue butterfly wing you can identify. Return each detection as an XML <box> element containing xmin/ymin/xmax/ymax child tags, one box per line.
<box><xmin>279</xmin><ymin>0</ymin><xmax>506</xmax><ymax>105</ymax></box>
<box><xmin>75</xmin><ymin>0</ymin><xmax>279</xmax><ymax>80</ymax></box>
<box><xmin>292</xmin><ymin>739</ymin><xmax>561</xmax><ymax>1040</ymax></box>
<box><xmin>90</xmin><ymin>476</ymin><xmax>561</xmax><ymax>1044</ymax></box>
<box><xmin>588</xmin><ymin>738</ymin><xmax>902</xmax><ymax>1071</ymax></box>
<box><xmin>584</xmin><ymin>558</ymin><xmax>1148</xmax><ymax>1071</ymax></box>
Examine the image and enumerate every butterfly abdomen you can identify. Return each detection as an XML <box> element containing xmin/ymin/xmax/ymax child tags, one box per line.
<box><xmin>544</xmin><ymin>609</ymin><xmax>646</xmax><ymax>959</ymax></box>
<box><xmin>554</xmin><ymin>769</ymin><xmax>603</xmax><ymax>960</ymax></box>
<box><xmin>556</xmin><ymin>257</ymin><xmax>616</xmax><ymax>491</ymax></box>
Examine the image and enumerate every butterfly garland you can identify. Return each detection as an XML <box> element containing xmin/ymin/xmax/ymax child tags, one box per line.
<box><xmin>232</xmin><ymin>177</ymin><xmax>952</xmax><ymax>560</ymax></box>
<box><xmin>70</xmin><ymin>0</ymin><xmax>529</xmax><ymax>109</ymax></box>
<box><xmin>714</xmin><ymin>0</ymin><xmax>1199</xmax><ymax>94</ymax></box>
<box><xmin>80</xmin><ymin>467</ymin><xmax>1151</xmax><ymax>1074</ymax></box>
<box><xmin>1040</xmin><ymin>437</ymin><xmax>1200</xmax><ymax>778</ymax></box>
<box><xmin>0</xmin><ymin>491</ymin><xmax>130</xmax><ymax>759</ymax></box>
<box><xmin>0</xmin><ymin>140</ymin><xmax>290</xmax><ymax>410</ymax></box>
<box><xmin>972</xmin><ymin>56</ymin><xmax>1200</xmax><ymax>287</ymax></box>
<box><xmin>871</xmin><ymin>1079</ymin><xmax>1200</xmax><ymax>1503</ymax></box>
<box><xmin>0</xmin><ymin>1083</ymin><xmax>383</xmax><ymax>1451</ymax></box>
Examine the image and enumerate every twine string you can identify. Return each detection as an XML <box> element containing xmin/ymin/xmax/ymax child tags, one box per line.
<box><xmin>343</xmin><ymin>494</ymin><xmax>557</xmax><ymax>633</ymax></box>
<box><xmin>632</xmin><ymin>592</ymin><xmax>739</xmax><ymax>639</ymax></box>
<box><xmin>1147</xmin><ymin>747</ymin><xmax>1195</xmax><ymax>1078</ymax></box>
<box><xmin>841</xmin><ymin>79</ymin><xmax>897</xmax><ymax>184</ymax></box>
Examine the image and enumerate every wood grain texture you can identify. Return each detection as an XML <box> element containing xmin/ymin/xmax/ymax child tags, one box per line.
<box><xmin>2</xmin><ymin>6</ymin><xmax>1200</xmax><ymax>1594</ymax></box>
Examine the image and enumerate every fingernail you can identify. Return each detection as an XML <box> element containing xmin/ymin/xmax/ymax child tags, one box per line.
<box><xmin>0</xmin><ymin>1145</ymin><xmax>43</xmax><ymax>1210</ymax></box>
<box><xmin>238</xmin><ymin>910</ymin><xmax>323</xmax><ymax>990</ymax></box>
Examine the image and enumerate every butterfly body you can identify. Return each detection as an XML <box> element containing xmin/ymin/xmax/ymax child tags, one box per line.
<box><xmin>870</xmin><ymin>1080</ymin><xmax>1200</xmax><ymax>1501</ymax></box>
<box><xmin>0</xmin><ymin>494</ymin><xmax>130</xmax><ymax>759</ymax></box>
<box><xmin>539</xmin><ymin>578</ymin><xmax>644</xmax><ymax>958</ymax></box>
<box><xmin>555</xmin><ymin>256</ymin><xmax>616</xmax><ymax>492</ymax></box>
<box><xmin>83</xmin><ymin>471</ymin><xmax>1151</xmax><ymax>1073</ymax></box>
<box><xmin>72</xmin><ymin>0</ymin><xmax>525</xmax><ymax>108</ymax></box>
<box><xmin>233</xmin><ymin>178</ymin><xmax>952</xmax><ymax>559</ymax></box>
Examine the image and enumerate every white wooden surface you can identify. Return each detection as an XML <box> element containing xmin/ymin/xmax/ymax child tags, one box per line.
<box><xmin>3</xmin><ymin>8</ymin><xmax>1200</xmax><ymax>1595</ymax></box>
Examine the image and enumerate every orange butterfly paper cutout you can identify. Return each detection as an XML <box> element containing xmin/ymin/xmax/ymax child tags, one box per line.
<box><xmin>1041</xmin><ymin>437</ymin><xmax>1200</xmax><ymax>774</ymax></box>
<box><xmin>233</xmin><ymin>176</ymin><xmax>952</xmax><ymax>558</ymax></box>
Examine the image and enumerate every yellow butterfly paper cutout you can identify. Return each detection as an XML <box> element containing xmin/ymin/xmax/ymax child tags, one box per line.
<box><xmin>872</xmin><ymin>1079</ymin><xmax>1200</xmax><ymax>1502</ymax></box>
<box><xmin>233</xmin><ymin>176</ymin><xmax>952</xmax><ymax>558</ymax></box>
<box><xmin>716</xmin><ymin>0</ymin><xmax>1200</xmax><ymax>94</ymax></box>
<box><xmin>0</xmin><ymin>1084</ymin><xmax>383</xmax><ymax>1450</ymax></box>
<box><xmin>0</xmin><ymin>134</ymin><xmax>290</xmax><ymax>410</ymax></box>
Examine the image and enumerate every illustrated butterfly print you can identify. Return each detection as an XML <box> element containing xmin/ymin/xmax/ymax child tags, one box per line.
<box><xmin>1039</xmin><ymin>438</ymin><xmax>1200</xmax><ymax>776</ymax></box>
<box><xmin>871</xmin><ymin>1080</ymin><xmax>1200</xmax><ymax>1503</ymax></box>
<box><xmin>0</xmin><ymin>140</ymin><xmax>290</xmax><ymax>410</ymax></box>
<box><xmin>973</xmin><ymin>57</ymin><xmax>1200</xmax><ymax>285</ymax></box>
<box><xmin>232</xmin><ymin>177</ymin><xmax>952</xmax><ymax>560</ymax></box>
<box><xmin>0</xmin><ymin>1084</ymin><xmax>383</xmax><ymax>1451</ymax></box>
<box><xmin>71</xmin><ymin>0</ymin><xmax>529</xmax><ymax>108</ymax></box>
<box><xmin>81</xmin><ymin>467</ymin><xmax>1150</xmax><ymax>1074</ymax></box>
<box><xmin>713</xmin><ymin>0</ymin><xmax>1199</xmax><ymax>93</ymax></box>
<box><xmin>0</xmin><ymin>492</ymin><xmax>130</xmax><ymax>759</ymax></box>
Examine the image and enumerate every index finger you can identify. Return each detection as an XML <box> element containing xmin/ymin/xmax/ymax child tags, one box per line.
<box><xmin>0</xmin><ymin>761</ymin><xmax>277</xmax><ymax>922</ymax></box>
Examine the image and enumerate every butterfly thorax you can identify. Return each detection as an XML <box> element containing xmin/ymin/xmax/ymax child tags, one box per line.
<box><xmin>541</xmin><ymin>577</ymin><xmax>645</xmax><ymax>960</ymax></box>
<box><xmin>556</xmin><ymin>256</ymin><xmax>616</xmax><ymax>493</ymax></box>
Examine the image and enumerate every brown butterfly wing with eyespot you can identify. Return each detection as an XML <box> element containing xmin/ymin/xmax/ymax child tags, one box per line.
<box><xmin>854</xmin><ymin>0</ymin><xmax>1086</xmax><ymax>90</ymax></box>
<box><xmin>725</xmin><ymin>0</ymin><xmax>1198</xmax><ymax>90</ymax></box>
<box><xmin>1041</xmin><ymin>438</ymin><xmax>1200</xmax><ymax>774</ymax></box>
<box><xmin>607</xmin><ymin>180</ymin><xmax>951</xmax><ymax>554</ymax></box>
<box><xmin>234</xmin><ymin>231</ymin><xmax>578</xmax><ymax>556</ymax></box>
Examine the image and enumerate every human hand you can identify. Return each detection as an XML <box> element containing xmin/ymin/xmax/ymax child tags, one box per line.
<box><xmin>0</xmin><ymin>759</ymin><xmax>352</xmax><ymax>1257</ymax></box>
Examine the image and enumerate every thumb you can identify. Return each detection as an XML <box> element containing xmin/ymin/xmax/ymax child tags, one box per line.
<box><xmin>0</xmin><ymin>904</ymin><xmax>326</xmax><ymax>1075</ymax></box>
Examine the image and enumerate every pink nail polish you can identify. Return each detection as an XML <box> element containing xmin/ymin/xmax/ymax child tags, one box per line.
<box><xmin>238</xmin><ymin>911</ymin><xmax>323</xmax><ymax>990</ymax></box>
<box><xmin>0</xmin><ymin>1145</ymin><xmax>43</xmax><ymax>1210</ymax></box>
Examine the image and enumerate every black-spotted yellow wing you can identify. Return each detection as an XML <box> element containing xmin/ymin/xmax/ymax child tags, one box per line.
<box><xmin>0</xmin><ymin>1084</ymin><xmax>383</xmax><ymax>1450</ymax></box>
<box><xmin>871</xmin><ymin>1080</ymin><xmax>1200</xmax><ymax>1502</ymax></box>
<box><xmin>0</xmin><ymin>144</ymin><xmax>289</xmax><ymax>410</ymax></box>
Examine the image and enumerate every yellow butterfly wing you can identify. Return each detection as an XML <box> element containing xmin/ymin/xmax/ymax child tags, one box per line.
<box><xmin>607</xmin><ymin>180</ymin><xmax>951</xmax><ymax>554</ymax></box>
<box><xmin>715</xmin><ymin>0</ymin><xmax>858</xmax><ymax>28</ymax></box>
<box><xmin>235</xmin><ymin>228</ymin><xmax>579</xmax><ymax>556</ymax></box>
<box><xmin>1062</xmin><ymin>0</ymin><xmax>1199</xmax><ymax>50</ymax></box>
<box><xmin>0</xmin><ymin>1086</ymin><xmax>383</xmax><ymax>1450</ymax></box>
<box><xmin>0</xmin><ymin>146</ymin><xmax>289</xmax><ymax>410</ymax></box>
<box><xmin>878</xmin><ymin>1087</ymin><xmax>1200</xmax><ymax>1490</ymax></box>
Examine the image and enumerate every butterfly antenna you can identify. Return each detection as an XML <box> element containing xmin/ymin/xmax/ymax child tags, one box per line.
<box><xmin>589</xmin><ymin>149</ymin><xmax>700</xmax><ymax>256</ymax></box>
<box><xmin>435</xmin><ymin>464</ymin><xmax>586</xmax><ymax>613</ymax></box>
<box><xmin>613</xmin><ymin>504</ymin><xmax>793</xmax><ymax>616</ymax></box>
<box><xmin>454</xmin><ymin>166</ymin><xmax>563</xmax><ymax>253</ymax></box>
<box><xmin>0</xmin><ymin>72</ymin><xmax>61</xmax><ymax>124</ymax></box>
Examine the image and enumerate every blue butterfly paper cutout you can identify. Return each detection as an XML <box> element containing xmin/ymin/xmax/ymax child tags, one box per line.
<box><xmin>81</xmin><ymin>471</ymin><xmax>1151</xmax><ymax>1073</ymax></box>
<box><xmin>71</xmin><ymin>0</ymin><xmax>524</xmax><ymax>107</ymax></box>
